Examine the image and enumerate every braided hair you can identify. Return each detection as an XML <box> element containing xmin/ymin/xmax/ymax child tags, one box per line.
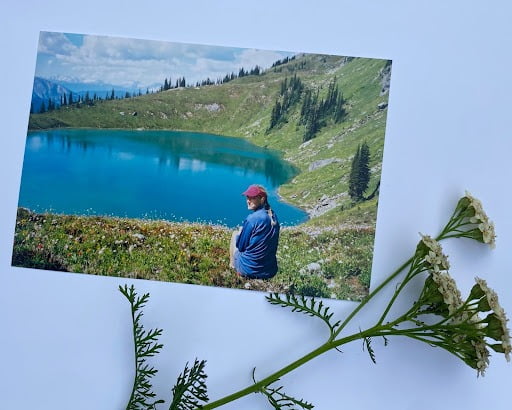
<box><xmin>255</xmin><ymin>185</ymin><xmax>277</xmax><ymax>227</ymax></box>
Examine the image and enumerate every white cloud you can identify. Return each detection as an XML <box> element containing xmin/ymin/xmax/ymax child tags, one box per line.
<box><xmin>236</xmin><ymin>48</ymin><xmax>293</xmax><ymax>70</ymax></box>
<box><xmin>38</xmin><ymin>32</ymin><xmax>78</xmax><ymax>55</ymax></box>
<box><xmin>36</xmin><ymin>33</ymin><xmax>296</xmax><ymax>89</ymax></box>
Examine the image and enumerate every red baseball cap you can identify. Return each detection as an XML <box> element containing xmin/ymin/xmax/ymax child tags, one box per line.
<box><xmin>242</xmin><ymin>184</ymin><xmax>267</xmax><ymax>197</ymax></box>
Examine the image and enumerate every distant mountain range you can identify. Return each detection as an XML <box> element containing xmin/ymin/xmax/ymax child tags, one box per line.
<box><xmin>31</xmin><ymin>77</ymin><xmax>72</xmax><ymax>112</ymax></box>
<box><xmin>31</xmin><ymin>77</ymin><xmax>145</xmax><ymax>113</ymax></box>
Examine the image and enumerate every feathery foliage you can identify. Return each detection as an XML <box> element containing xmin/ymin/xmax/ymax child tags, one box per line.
<box><xmin>363</xmin><ymin>336</ymin><xmax>377</xmax><ymax>364</ymax></box>
<box><xmin>266</xmin><ymin>293</ymin><xmax>341</xmax><ymax>339</ymax></box>
<box><xmin>169</xmin><ymin>359</ymin><xmax>209</xmax><ymax>409</ymax></box>
<box><xmin>252</xmin><ymin>369</ymin><xmax>314</xmax><ymax>410</ymax></box>
<box><xmin>120</xmin><ymin>284</ymin><xmax>165</xmax><ymax>410</ymax></box>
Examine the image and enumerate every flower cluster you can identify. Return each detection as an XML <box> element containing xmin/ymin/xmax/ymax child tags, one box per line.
<box><xmin>430</xmin><ymin>270</ymin><xmax>463</xmax><ymax>315</ymax></box>
<box><xmin>419</xmin><ymin>234</ymin><xmax>450</xmax><ymax>273</ymax></box>
<box><xmin>472</xmin><ymin>278</ymin><xmax>511</xmax><ymax>362</ymax></box>
<box><xmin>403</xmin><ymin>192</ymin><xmax>509</xmax><ymax>377</ymax></box>
<box><xmin>465</xmin><ymin>192</ymin><xmax>496</xmax><ymax>248</ymax></box>
<box><xmin>412</xmin><ymin>270</ymin><xmax>511</xmax><ymax>376</ymax></box>
<box><xmin>439</xmin><ymin>191</ymin><xmax>496</xmax><ymax>248</ymax></box>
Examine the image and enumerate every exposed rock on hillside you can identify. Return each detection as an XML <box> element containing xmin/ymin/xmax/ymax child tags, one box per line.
<box><xmin>194</xmin><ymin>103</ymin><xmax>224</xmax><ymax>112</ymax></box>
<box><xmin>308</xmin><ymin>158</ymin><xmax>342</xmax><ymax>171</ymax></box>
<box><xmin>307</xmin><ymin>192</ymin><xmax>347</xmax><ymax>218</ymax></box>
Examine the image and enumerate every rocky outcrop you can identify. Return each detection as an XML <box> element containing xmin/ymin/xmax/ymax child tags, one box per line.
<box><xmin>307</xmin><ymin>192</ymin><xmax>348</xmax><ymax>218</ymax></box>
<box><xmin>308</xmin><ymin>158</ymin><xmax>342</xmax><ymax>171</ymax></box>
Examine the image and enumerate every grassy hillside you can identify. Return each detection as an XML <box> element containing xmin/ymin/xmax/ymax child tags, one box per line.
<box><xmin>13</xmin><ymin>207</ymin><xmax>371</xmax><ymax>300</ymax></box>
<box><xmin>28</xmin><ymin>53</ymin><xmax>391</xmax><ymax>226</ymax></box>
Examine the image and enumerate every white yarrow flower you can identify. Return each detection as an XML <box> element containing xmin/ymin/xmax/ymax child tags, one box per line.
<box><xmin>472</xmin><ymin>339</ymin><xmax>490</xmax><ymax>377</ymax></box>
<box><xmin>420</xmin><ymin>234</ymin><xmax>450</xmax><ymax>272</ymax></box>
<box><xmin>431</xmin><ymin>271</ymin><xmax>463</xmax><ymax>315</ymax></box>
<box><xmin>463</xmin><ymin>191</ymin><xmax>496</xmax><ymax>248</ymax></box>
<box><xmin>479</xmin><ymin>220</ymin><xmax>496</xmax><ymax>249</ymax></box>
<box><xmin>475</xmin><ymin>277</ymin><xmax>511</xmax><ymax>361</ymax></box>
<box><xmin>465</xmin><ymin>191</ymin><xmax>485</xmax><ymax>217</ymax></box>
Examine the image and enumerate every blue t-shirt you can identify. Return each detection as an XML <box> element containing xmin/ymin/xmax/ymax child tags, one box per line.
<box><xmin>235</xmin><ymin>206</ymin><xmax>280</xmax><ymax>279</ymax></box>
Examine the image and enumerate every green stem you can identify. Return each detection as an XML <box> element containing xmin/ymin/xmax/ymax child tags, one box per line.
<box><xmin>333</xmin><ymin>256</ymin><xmax>414</xmax><ymax>338</ymax></box>
<box><xmin>127</xmin><ymin>304</ymin><xmax>139</xmax><ymax>409</ymax></box>
<box><xmin>202</xmin><ymin>318</ymin><xmax>454</xmax><ymax>409</ymax></box>
<box><xmin>202</xmin><ymin>331</ymin><xmax>368</xmax><ymax>409</ymax></box>
<box><xmin>376</xmin><ymin>259</ymin><xmax>425</xmax><ymax>326</ymax></box>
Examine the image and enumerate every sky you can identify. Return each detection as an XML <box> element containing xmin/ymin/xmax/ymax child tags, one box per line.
<box><xmin>35</xmin><ymin>31</ymin><xmax>297</xmax><ymax>90</ymax></box>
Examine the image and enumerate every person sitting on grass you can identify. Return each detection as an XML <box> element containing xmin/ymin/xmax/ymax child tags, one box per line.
<box><xmin>229</xmin><ymin>184</ymin><xmax>280</xmax><ymax>279</ymax></box>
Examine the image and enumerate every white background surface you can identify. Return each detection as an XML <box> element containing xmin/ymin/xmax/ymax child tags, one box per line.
<box><xmin>1</xmin><ymin>1</ymin><xmax>511</xmax><ymax>409</ymax></box>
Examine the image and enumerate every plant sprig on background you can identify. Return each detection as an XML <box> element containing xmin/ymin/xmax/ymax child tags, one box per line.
<box><xmin>252</xmin><ymin>368</ymin><xmax>313</xmax><ymax>410</ymax></box>
<box><xmin>120</xmin><ymin>284</ymin><xmax>165</xmax><ymax>410</ymax></box>
<box><xmin>266</xmin><ymin>293</ymin><xmax>341</xmax><ymax>339</ymax></box>
<box><xmin>121</xmin><ymin>192</ymin><xmax>510</xmax><ymax>409</ymax></box>
<box><xmin>169</xmin><ymin>359</ymin><xmax>209</xmax><ymax>410</ymax></box>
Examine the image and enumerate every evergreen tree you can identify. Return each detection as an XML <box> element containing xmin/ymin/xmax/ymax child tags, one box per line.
<box><xmin>334</xmin><ymin>92</ymin><xmax>346</xmax><ymax>123</ymax></box>
<box><xmin>302</xmin><ymin>91</ymin><xmax>319</xmax><ymax>141</ymax></box>
<box><xmin>268</xmin><ymin>75</ymin><xmax>304</xmax><ymax>131</ymax></box>
<box><xmin>269</xmin><ymin>101</ymin><xmax>282</xmax><ymax>129</ymax></box>
<box><xmin>358</xmin><ymin>142</ymin><xmax>371</xmax><ymax>194</ymax></box>
<box><xmin>348</xmin><ymin>143</ymin><xmax>371</xmax><ymax>201</ymax></box>
<box><xmin>299</xmin><ymin>89</ymin><xmax>312</xmax><ymax>125</ymax></box>
<box><xmin>303</xmin><ymin>105</ymin><xmax>320</xmax><ymax>142</ymax></box>
<box><xmin>280</xmin><ymin>78</ymin><xmax>288</xmax><ymax>95</ymax></box>
<box><xmin>250</xmin><ymin>65</ymin><xmax>260</xmax><ymax>75</ymax></box>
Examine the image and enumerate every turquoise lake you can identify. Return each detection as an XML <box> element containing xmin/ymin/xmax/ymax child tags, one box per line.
<box><xmin>17</xmin><ymin>129</ymin><xmax>308</xmax><ymax>227</ymax></box>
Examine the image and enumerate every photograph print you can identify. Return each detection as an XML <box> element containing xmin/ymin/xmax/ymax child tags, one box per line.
<box><xmin>12</xmin><ymin>31</ymin><xmax>392</xmax><ymax>301</ymax></box>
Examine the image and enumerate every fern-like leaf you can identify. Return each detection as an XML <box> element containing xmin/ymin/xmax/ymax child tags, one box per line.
<box><xmin>266</xmin><ymin>293</ymin><xmax>340</xmax><ymax>338</ymax></box>
<box><xmin>382</xmin><ymin>335</ymin><xmax>389</xmax><ymax>347</ymax></box>
<box><xmin>363</xmin><ymin>336</ymin><xmax>376</xmax><ymax>364</ymax></box>
<box><xmin>253</xmin><ymin>369</ymin><xmax>314</xmax><ymax>410</ymax></box>
<box><xmin>169</xmin><ymin>358</ymin><xmax>209</xmax><ymax>410</ymax></box>
<box><xmin>120</xmin><ymin>284</ymin><xmax>165</xmax><ymax>410</ymax></box>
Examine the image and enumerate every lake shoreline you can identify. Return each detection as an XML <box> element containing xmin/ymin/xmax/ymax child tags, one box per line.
<box><xmin>20</xmin><ymin>128</ymin><xmax>307</xmax><ymax>227</ymax></box>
